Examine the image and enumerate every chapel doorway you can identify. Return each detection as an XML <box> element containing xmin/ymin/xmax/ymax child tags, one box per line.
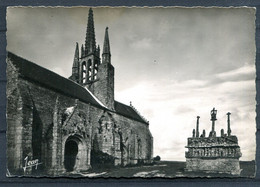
<box><xmin>64</xmin><ymin>140</ymin><xmax>78</xmax><ymax>172</ymax></box>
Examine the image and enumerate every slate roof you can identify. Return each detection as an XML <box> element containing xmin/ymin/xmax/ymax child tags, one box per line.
<box><xmin>8</xmin><ymin>52</ymin><xmax>148</xmax><ymax>125</ymax></box>
<box><xmin>114</xmin><ymin>101</ymin><xmax>148</xmax><ymax>124</ymax></box>
<box><xmin>8</xmin><ymin>52</ymin><xmax>101</xmax><ymax>107</ymax></box>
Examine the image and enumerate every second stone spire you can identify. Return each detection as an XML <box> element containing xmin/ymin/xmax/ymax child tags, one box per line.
<box><xmin>102</xmin><ymin>27</ymin><xmax>111</xmax><ymax>64</ymax></box>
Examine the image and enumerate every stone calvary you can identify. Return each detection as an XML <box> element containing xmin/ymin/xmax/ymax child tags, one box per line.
<box><xmin>185</xmin><ymin>108</ymin><xmax>242</xmax><ymax>175</ymax></box>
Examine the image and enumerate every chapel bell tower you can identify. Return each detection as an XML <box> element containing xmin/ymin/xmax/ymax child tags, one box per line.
<box><xmin>69</xmin><ymin>8</ymin><xmax>115</xmax><ymax>110</ymax></box>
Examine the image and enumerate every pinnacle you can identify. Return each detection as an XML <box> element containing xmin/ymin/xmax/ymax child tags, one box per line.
<box><xmin>73</xmin><ymin>42</ymin><xmax>79</xmax><ymax>68</ymax></box>
<box><xmin>103</xmin><ymin>27</ymin><xmax>110</xmax><ymax>55</ymax></box>
<box><xmin>81</xmin><ymin>44</ymin><xmax>84</xmax><ymax>58</ymax></box>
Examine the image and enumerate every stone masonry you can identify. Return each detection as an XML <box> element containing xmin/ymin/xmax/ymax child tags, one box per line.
<box><xmin>6</xmin><ymin>8</ymin><xmax>153</xmax><ymax>176</ymax></box>
<box><xmin>185</xmin><ymin>108</ymin><xmax>242</xmax><ymax>175</ymax></box>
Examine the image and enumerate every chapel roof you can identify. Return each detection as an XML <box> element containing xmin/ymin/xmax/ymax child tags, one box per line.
<box><xmin>114</xmin><ymin>101</ymin><xmax>149</xmax><ymax>124</ymax></box>
<box><xmin>7</xmin><ymin>52</ymin><xmax>148</xmax><ymax>125</ymax></box>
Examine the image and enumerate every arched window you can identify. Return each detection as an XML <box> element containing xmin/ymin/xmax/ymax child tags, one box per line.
<box><xmin>94</xmin><ymin>69</ymin><xmax>97</xmax><ymax>80</ymax></box>
<box><xmin>137</xmin><ymin>139</ymin><xmax>142</xmax><ymax>160</ymax></box>
<box><xmin>94</xmin><ymin>62</ymin><xmax>98</xmax><ymax>80</ymax></box>
<box><xmin>87</xmin><ymin>59</ymin><xmax>92</xmax><ymax>81</ymax></box>
<box><xmin>82</xmin><ymin>61</ymin><xmax>86</xmax><ymax>84</ymax></box>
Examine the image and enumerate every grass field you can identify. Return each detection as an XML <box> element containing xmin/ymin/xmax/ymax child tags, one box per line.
<box><xmin>67</xmin><ymin>160</ymin><xmax>255</xmax><ymax>178</ymax></box>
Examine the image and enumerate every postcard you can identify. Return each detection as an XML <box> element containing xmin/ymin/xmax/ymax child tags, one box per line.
<box><xmin>6</xmin><ymin>6</ymin><xmax>256</xmax><ymax>178</ymax></box>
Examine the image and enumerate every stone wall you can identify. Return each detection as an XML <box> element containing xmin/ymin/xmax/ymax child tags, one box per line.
<box><xmin>186</xmin><ymin>158</ymin><xmax>241</xmax><ymax>175</ymax></box>
<box><xmin>7</xmin><ymin>59</ymin><xmax>153</xmax><ymax>176</ymax></box>
<box><xmin>93</xmin><ymin>62</ymin><xmax>115</xmax><ymax>110</ymax></box>
<box><xmin>185</xmin><ymin>130</ymin><xmax>242</xmax><ymax>175</ymax></box>
<box><xmin>6</xmin><ymin>61</ymin><xmax>24</xmax><ymax>174</ymax></box>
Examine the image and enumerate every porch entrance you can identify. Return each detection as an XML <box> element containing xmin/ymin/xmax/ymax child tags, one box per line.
<box><xmin>64</xmin><ymin>140</ymin><xmax>78</xmax><ymax>172</ymax></box>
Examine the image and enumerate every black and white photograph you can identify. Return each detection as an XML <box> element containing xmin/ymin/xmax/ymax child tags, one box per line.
<box><xmin>6</xmin><ymin>6</ymin><xmax>256</xmax><ymax>178</ymax></box>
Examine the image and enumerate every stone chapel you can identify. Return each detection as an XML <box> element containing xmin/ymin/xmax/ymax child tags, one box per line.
<box><xmin>7</xmin><ymin>8</ymin><xmax>153</xmax><ymax>176</ymax></box>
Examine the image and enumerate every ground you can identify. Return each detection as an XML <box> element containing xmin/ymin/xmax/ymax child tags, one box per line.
<box><xmin>65</xmin><ymin>161</ymin><xmax>255</xmax><ymax>178</ymax></box>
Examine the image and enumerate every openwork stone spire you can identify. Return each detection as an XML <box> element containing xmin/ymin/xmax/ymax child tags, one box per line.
<box><xmin>85</xmin><ymin>8</ymin><xmax>96</xmax><ymax>55</ymax></box>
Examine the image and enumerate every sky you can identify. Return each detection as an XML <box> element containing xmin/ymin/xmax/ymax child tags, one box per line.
<box><xmin>7</xmin><ymin>7</ymin><xmax>256</xmax><ymax>161</ymax></box>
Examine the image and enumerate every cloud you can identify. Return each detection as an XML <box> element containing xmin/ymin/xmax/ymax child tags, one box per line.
<box><xmin>174</xmin><ymin>105</ymin><xmax>195</xmax><ymax>115</ymax></box>
<box><xmin>217</xmin><ymin>64</ymin><xmax>255</xmax><ymax>79</ymax></box>
<box><xmin>130</xmin><ymin>37</ymin><xmax>153</xmax><ymax>50</ymax></box>
<box><xmin>7</xmin><ymin>7</ymin><xmax>256</xmax><ymax>161</ymax></box>
<box><xmin>207</xmin><ymin>64</ymin><xmax>256</xmax><ymax>85</ymax></box>
<box><xmin>117</xmin><ymin>74</ymin><xmax>256</xmax><ymax>161</ymax></box>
